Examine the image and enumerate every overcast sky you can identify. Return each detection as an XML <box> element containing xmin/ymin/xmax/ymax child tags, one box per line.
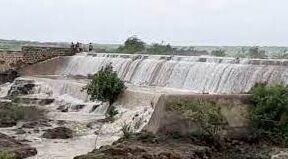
<box><xmin>0</xmin><ymin>0</ymin><xmax>287</xmax><ymax>46</ymax></box>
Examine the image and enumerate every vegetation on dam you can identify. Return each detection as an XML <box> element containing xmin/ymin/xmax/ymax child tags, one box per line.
<box><xmin>166</xmin><ymin>100</ymin><xmax>225</xmax><ymax>137</ymax></box>
<box><xmin>250</xmin><ymin>83</ymin><xmax>288</xmax><ymax>146</ymax></box>
<box><xmin>83</xmin><ymin>63</ymin><xmax>125</xmax><ymax>118</ymax></box>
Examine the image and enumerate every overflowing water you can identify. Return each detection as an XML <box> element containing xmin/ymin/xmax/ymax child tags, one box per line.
<box><xmin>58</xmin><ymin>53</ymin><xmax>288</xmax><ymax>94</ymax></box>
<box><xmin>2</xmin><ymin>53</ymin><xmax>288</xmax><ymax>158</ymax></box>
<box><xmin>0</xmin><ymin>76</ymin><xmax>156</xmax><ymax>159</ymax></box>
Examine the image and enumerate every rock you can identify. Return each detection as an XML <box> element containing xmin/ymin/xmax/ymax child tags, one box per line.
<box><xmin>0</xmin><ymin>69</ymin><xmax>19</xmax><ymax>85</ymax></box>
<box><xmin>21</xmin><ymin>120</ymin><xmax>52</xmax><ymax>129</ymax></box>
<box><xmin>74</xmin><ymin>133</ymin><xmax>211</xmax><ymax>159</ymax></box>
<box><xmin>90</xmin><ymin>104</ymin><xmax>100</xmax><ymax>113</ymax></box>
<box><xmin>57</xmin><ymin>105</ymin><xmax>69</xmax><ymax>112</ymax></box>
<box><xmin>57</xmin><ymin>120</ymin><xmax>67</xmax><ymax>125</ymax></box>
<box><xmin>14</xmin><ymin>129</ymin><xmax>26</xmax><ymax>135</ymax></box>
<box><xmin>0</xmin><ymin>118</ymin><xmax>17</xmax><ymax>128</ymax></box>
<box><xmin>0</xmin><ymin>133</ymin><xmax>37</xmax><ymax>158</ymax></box>
<box><xmin>33</xmin><ymin>129</ymin><xmax>40</xmax><ymax>133</ymax></box>
<box><xmin>86</xmin><ymin>121</ymin><xmax>103</xmax><ymax>129</ymax></box>
<box><xmin>12</xmin><ymin>97</ymin><xmax>54</xmax><ymax>105</ymax></box>
<box><xmin>71</xmin><ymin>104</ymin><xmax>85</xmax><ymax>112</ymax></box>
<box><xmin>42</xmin><ymin>127</ymin><xmax>73</xmax><ymax>139</ymax></box>
<box><xmin>21</xmin><ymin>121</ymin><xmax>38</xmax><ymax>129</ymax></box>
<box><xmin>8</xmin><ymin>78</ymin><xmax>36</xmax><ymax>97</ymax></box>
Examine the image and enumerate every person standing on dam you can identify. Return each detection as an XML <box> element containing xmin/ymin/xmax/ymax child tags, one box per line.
<box><xmin>89</xmin><ymin>43</ymin><xmax>93</xmax><ymax>52</ymax></box>
<box><xmin>71</xmin><ymin>42</ymin><xmax>76</xmax><ymax>54</ymax></box>
<box><xmin>76</xmin><ymin>42</ymin><xmax>80</xmax><ymax>53</ymax></box>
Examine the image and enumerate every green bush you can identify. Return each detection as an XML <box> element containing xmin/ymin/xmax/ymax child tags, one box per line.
<box><xmin>83</xmin><ymin>64</ymin><xmax>125</xmax><ymax>118</ymax></box>
<box><xmin>250</xmin><ymin>83</ymin><xmax>288</xmax><ymax>145</ymax></box>
<box><xmin>167</xmin><ymin>100</ymin><xmax>225</xmax><ymax>136</ymax></box>
<box><xmin>0</xmin><ymin>152</ymin><xmax>16</xmax><ymax>159</ymax></box>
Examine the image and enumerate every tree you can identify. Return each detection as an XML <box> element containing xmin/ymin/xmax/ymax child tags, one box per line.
<box><xmin>146</xmin><ymin>43</ymin><xmax>174</xmax><ymax>55</ymax></box>
<box><xmin>117</xmin><ymin>37</ymin><xmax>145</xmax><ymax>54</ymax></box>
<box><xmin>82</xmin><ymin>64</ymin><xmax>125</xmax><ymax>118</ymax></box>
<box><xmin>211</xmin><ymin>49</ymin><xmax>226</xmax><ymax>57</ymax></box>
<box><xmin>248</xmin><ymin>47</ymin><xmax>267</xmax><ymax>59</ymax></box>
<box><xmin>275</xmin><ymin>48</ymin><xmax>288</xmax><ymax>59</ymax></box>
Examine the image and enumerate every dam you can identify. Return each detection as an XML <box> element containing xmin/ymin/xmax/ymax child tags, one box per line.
<box><xmin>1</xmin><ymin>52</ymin><xmax>288</xmax><ymax>158</ymax></box>
<box><xmin>23</xmin><ymin>52</ymin><xmax>288</xmax><ymax>94</ymax></box>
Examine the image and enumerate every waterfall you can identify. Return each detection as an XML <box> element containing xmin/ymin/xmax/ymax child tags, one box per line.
<box><xmin>55</xmin><ymin>53</ymin><xmax>288</xmax><ymax>94</ymax></box>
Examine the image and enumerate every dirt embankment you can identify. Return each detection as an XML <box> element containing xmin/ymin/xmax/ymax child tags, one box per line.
<box><xmin>74</xmin><ymin>132</ymin><xmax>280</xmax><ymax>159</ymax></box>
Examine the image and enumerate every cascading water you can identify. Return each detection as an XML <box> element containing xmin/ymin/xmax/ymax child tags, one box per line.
<box><xmin>3</xmin><ymin>52</ymin><xmax>288</xmax><ymax>159</ymax></box>
<box><xmin>58</xmin><ymin>53</ymin><xmax>288</xmax><ymax>94</ymax></box>
<box><xmin>0</xmin><ymin>75</ymin><xmax>156</xmax><ymax>159</ymax></box>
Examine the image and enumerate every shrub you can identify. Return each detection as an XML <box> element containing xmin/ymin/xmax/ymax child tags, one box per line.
<box><xmin>0</xmin><ymin>151</ymin><xmax>16</xmax><ymax>159</ymax></box>
<box><xmin>250</xmin><ymin>83</ymin><xmax>288</xmax><ymax>145</ymax></box>
<box><xmin>166</xmin><ymin>100</ymin><xmax>225</xmax><ymax>136</ymax></box>
<box><xmin>83</xmin><ymin>64</ymin><xmax>125</xmax><ymax>118</ymax></box>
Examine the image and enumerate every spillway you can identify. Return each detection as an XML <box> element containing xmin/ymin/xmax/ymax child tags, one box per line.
<box><xmin>23</xmin><ymin>53</ymin><xmax>288</xmax><ymax>94</ymax></box>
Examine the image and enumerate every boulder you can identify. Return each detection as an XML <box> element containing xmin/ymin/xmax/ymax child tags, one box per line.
<box><xmin>0</xmin><ymin>69</ymin><xmax>19</xmax><ymax>85</ymax></box>
<box><xmin>0</xmin><ymin>118</ymin><xmax>17</xmax><ymax>128</ymax></box>
<box><xmin>14</xmin><ymin>129</ymin><xmax>26</xmax><ymax>135</ymax></box>
<box><xmin>12</xmin><ymin>97</ymin><xmax>54</xmax><ymax>105</ymax></box>
<box><xmin>71</xmin><ymin>104</ymin><xmax>85</xmax><ymax>112</ymax></box>
<box><xmin>8</xmin><ymin>79</ymin><xmax>36</xmax><ymax>97</ymax></box>
<box><xmin>42</xmin><ymin>127</ymin><xmax>73</xmax><ymax>139</ymax></box>
<box><xmin>57</xmin><ymin>105</ymin><xmax>69</xmax><ymax>112</ymax></box>
<box><xmin>21</xmin><ymin>120</ymin><xmax>52</xmax><ymax>129</ymax></box>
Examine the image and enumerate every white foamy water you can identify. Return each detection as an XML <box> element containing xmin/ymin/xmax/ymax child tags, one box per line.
<box><xmin>0</xmin><ymin>77</ymin><xmax>156</xmax><ymax>159</ymax></box>
<box><xmin>58</xmin><ymin>53</ymin><xmax>288</xmax><ymax>94</ymax></box>
<box><xmin>0</xmin><ymin>82</ymin><xmax>12</xmax><ymax>97</ymax></box>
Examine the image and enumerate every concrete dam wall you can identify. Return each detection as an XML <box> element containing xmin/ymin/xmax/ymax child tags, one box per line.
<box><xmin>22</xmin><ymin>52</ymin><xmax>288</xmax><ymax>94</ymax></box>
<box><xmin>19</xmin><ymin>52</ymin><xmax>288</xmax><ymax>136</ymax></box>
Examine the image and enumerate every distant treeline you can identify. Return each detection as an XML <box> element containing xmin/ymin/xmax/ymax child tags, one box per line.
<box><xmin>1</xmin><ymin>38</ymin><xmax>288</xmax><ymax>59</ymax></box>
<box><xmin>95</xmin><ymin>36</ymin><xmax>209</xmax><ymax>56</ymax></box>
<box><xmin>94</xmin><ymin>36</ymin><xmax>288</xmax><ymax>59</ymax></box>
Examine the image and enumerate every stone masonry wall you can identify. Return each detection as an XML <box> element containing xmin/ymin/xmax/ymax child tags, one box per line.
<box><xmin>0</xmin><ymin>46</ymin><xmax>73</xmax><ymax>83</ymax></box>
<box><xmin>0</xmin><ymin>46</ymin><xmax>73</xmax><ymax>71</ymax></box>
<box><xmin>0</xmin><ymin>51</ymin><xmax>24</xmax><ymax>72</ymax></box>
<box><xmin>22</xmin><ymin>46</ymin><xmax>72</xmax><ymax>64</ymax></box>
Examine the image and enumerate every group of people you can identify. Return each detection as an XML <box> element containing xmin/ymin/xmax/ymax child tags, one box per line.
<box><xmin>71</xmin><ymin>42</ymin><xmax>93</xmax><ymax>54</ymax></box>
